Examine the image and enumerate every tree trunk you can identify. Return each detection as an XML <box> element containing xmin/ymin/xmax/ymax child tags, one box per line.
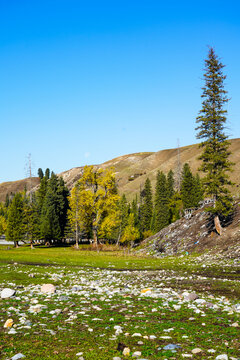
<box><xmin>14</xmin><ymin>241</ymin><xmax>19</xmax><ymax>248</ymax></box>
<box><xmin>93</xmin><ymin>227</ymin><xmax>98</xmax><ymax>245</ymax></box>
<box><xmin>214</xmin><ymin>215</ymin><xmax>222</xmax><ymax>235</ymax></box>
<box><xmin>75</xmin><ymin>223</ymin><xmax>79</xmax><ymax>249</ymax></box>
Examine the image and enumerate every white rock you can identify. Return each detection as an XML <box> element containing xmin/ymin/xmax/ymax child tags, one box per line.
<box><xmin>11</xmin><ymin>354</ymin><xmax>25</xmax><ymax>360</ymax></box>
<box><xmin>123</xmin><ymin>347</ymin><xmax>130</xmax><ymax>356</ymax></box>
<box><xmin>215</xmin><ymin>355</ymin><xmax>228</xmax><ymax>360</ymax></box>
<box><xmin>41</xmin><ymin>284</ymin><xmax>56</xmax><ymax>294</ymax></box>
<box><xmin>192</xmin><ymin>348</ymin><xmax>202</xmax><ymax>354</ymax></box>
<box><xmin>133</xmin><ymin>351</ymin><xmax>141</xmax><ymax>357</ymax></box>
<box><xmin>1</xmin><ymin>288</ymin><xmax>15</xmax><ymax>299</ymax></box>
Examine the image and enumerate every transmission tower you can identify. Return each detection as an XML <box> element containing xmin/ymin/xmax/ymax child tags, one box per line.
<box><xmin>175</xmin><ymin>139</ymin><xmax>182</xmax><ymax>192</ymax></box>
<box><xmin>25</xmin><ymin>153</ymin><xmax>34</xmax><ymax>203</ymax></box>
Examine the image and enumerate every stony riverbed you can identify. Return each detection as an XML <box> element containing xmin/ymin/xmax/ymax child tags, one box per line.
<box><xmin>0</xmin><ymin>263</ymin><xmax>239</xmax><ymax>360</ymax></box>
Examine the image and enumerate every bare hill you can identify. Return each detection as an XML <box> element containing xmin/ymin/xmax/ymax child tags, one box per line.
<box><xmin>1</xmin><ymin>138</ymin><xmax>240</xmax><ymax>202</ymax></box>
<box><xmin>0</xmin><ymin>177</ymin><xmax>40</xmax><ymax>203</ymax></box>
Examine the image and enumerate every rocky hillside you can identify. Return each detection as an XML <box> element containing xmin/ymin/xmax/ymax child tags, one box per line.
<box><xmin>1</xmin><ymin>138</ymin><xmax>240</xmax><ymax>202</ymax></box>
<box><xmin>136</xmin><ymin>201</ymin><xmax>240</xmax><ymax>260</ymax></box>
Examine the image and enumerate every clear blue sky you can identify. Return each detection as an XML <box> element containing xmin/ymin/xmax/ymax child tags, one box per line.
<box><xmin>0</xmin><ymin>0</ymin><xmax>239</xmax><ymax>183</ymax></box>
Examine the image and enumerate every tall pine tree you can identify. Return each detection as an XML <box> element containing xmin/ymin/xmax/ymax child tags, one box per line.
<box><xmin>6</xmin><ymin>193</ymin><xmax>25</xmax><ymax>247</ymax></box>
<box><xmin>196</xmin><ymin>48</ymin><xmax>234</xmax><ymax>234</ymax></box>
<box><xmin>154</xmin><ymin>171</ymin><xmax>169</xmax><ymax>232</ymax></box>
<box><xmin>140</xmin><ymin>178</ymin><xmax>153</xmax><ymax>234</ymax></box>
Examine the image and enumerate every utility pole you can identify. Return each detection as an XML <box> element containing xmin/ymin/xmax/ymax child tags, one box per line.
<box><xmin>175</xmin><ymin>139</ymin><xmax>182</xmax><ymax>192</ymax></box>
<box><xmin>26</xmin><ymin>153</ymin><xmax>33</xmax><ymax>203</ymax></box>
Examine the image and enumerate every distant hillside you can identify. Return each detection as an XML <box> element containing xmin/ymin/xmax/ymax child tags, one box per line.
<box><xmin>0</xmin><ymin>177</ymin><xmax>40</xmax><ymax>203</ymax></box>
<box><xmin>1</xmin><ymin>138</ymin><xmax>239</xmax><ymax>202</ymax></box>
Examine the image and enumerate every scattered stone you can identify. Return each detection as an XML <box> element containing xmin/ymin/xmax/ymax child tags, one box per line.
<box><xmin>1</xmin><ymin>288</ymin><xmax>15</xmax><ymax>299</ymax></box>
<box><xmin>163</xmin><ymin>344</ymin><xmax>182</xmax><ymax>350</ymax></box>
<box><xmin>192</xmin><ymin>348</ymin><xmax>202</xmax><ymax>354</ymax></box>
<box><xmin>40</xmin><ymin>284</ymin><xmax>56</xmax><ymax>294</ymax></box>
<box><xmin>132</xmin><ymin>333</ymin><xmax>142</xmax><ymax>337</ymax></box>
<box><xmin>215</xmin><ymin>355</ymin><xmax>228</xmax><ymax>360</ymax></box>
<box><xmin>113</xmin><ymin>357</ymin><xmax>122</xmax><ymax>360</ymax></box>
<box><xmin>185</xmin><ymin>292</ymin><xmax>198</xmax><ymax>301</ymax></box>
<box><xmin>231</xmin><ymin>322</ymin><xmax>239</xmax><ymax>327</ymax></box>
<box><xmin>4</xmin><ymin>318</ymin><xmax>14</xmax><ymax>328</ymax></box>
<box><xmin>123</xmin><ymin>347</ymin><xmax>130</xmax><ymax>356</ymax></box>
<box><xmin>149</xmin><ymin>335</ymin><xmax>156</xmax><ymax>340</ymax></box>
<box><xmin>132</xmin><ymin>351</ymin><xmax>141</xmax><ymax>357</ymax></box>
<box><xmin>141</xmin><ymin>288</ymin><xmax>151</xmax><ymax>294</ymax></box>
<box><xmin>11</xmin><ymin>354</ymin><xmax>25</xmax><ymax>360</ymax></box>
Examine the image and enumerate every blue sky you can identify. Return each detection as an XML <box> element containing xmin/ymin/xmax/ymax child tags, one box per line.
<box><xmin>0</xmin><ymin>0</ymin><xmax>239</xmax><ymax>182</ymax></box>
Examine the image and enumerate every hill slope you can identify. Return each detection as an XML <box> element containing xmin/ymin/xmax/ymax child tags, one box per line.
<box><xmin>136</xmin><ymin>201</ymin><xmax>240</xmax><ymax>260</ymax></box>
<box><xmin>0</xmin><ymin>138</ymin><xmax>239</xmax><ymax>202</ymax></box>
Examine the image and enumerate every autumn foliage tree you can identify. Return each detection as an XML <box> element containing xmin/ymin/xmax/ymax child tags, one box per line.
<box><xmin>68</xmin><ymin>166</ymin><xmax>120</xmax><ymax>245</ymax></box>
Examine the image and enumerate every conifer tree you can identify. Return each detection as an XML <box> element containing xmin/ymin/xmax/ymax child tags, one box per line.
<box><xmin>154</xmin><ymin>171</ymin><xmax>169</xmax><ymax>232</ymax></box>
<box><xmin>181</xmin><ymin>163</ymin><xmax>197</xmax><ymax>209</ymax></box>
<box><xmin>131</xmin><ymin>195</ymin><xmax>139</xmax><ymax>229</ymax></box>
<box><xmin>116</xmin><ymin>194</ymin><xmax>129</xmax><ymax>244</ymax></box>
<box><xmin>140</xmin><ymin>178</ymin><xmax>153</xmax><ymax>233</ymax></box>
<box><xmin>38</xmin><ymin>168</ymin><xmax>44</xmax><ymax>179</ymax></box>
<box><xmin>40</xmin><ymin>173</ymin><xmax>69</xmax><ymax>243</ymax></box>
<box><xmin>23</xmin><ymin>194</ymin><xmax>39</xmax><ymax>248</ymax></box>
<box><xmin>167</xmin><ymin>170</ymin><xmax>175</xmax><ymax>199</ymax></box>
<box><xmin>6</xmin><ymin>193</ymin><xmax>25</xmax><ymax>247</ymax></box>
<box><xmin>196</xmin><ymin>48</ymin><xmax>234</xmax><ymax>234</ymax></box>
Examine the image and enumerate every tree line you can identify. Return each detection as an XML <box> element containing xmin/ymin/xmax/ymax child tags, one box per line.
<box><xmin>0</xmin><ymin>163</ymin><xmax>204</xmax><ymax>247</ymax></box>
<box><xmin>0</xmin><ymin>47</ymin><xmax>235</xmax><ymax>244</ymax></box>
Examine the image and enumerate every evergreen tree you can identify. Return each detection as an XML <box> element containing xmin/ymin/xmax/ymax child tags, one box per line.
<box><xmin>167</xmin><ymin>170</ymin><xmax>175</xmax><ymax>199</ymax></box>
<box><xmin>181</xmin><ymin>163</ymin><xmax>197</xmax><ymax>209</ymax></box>
<box><xmin>40</xmin><ymin>173</ymin><xmax>69</xmax><ymax>243</ymax></box>
<box><xmin>140</xmin><ymin>178</ymin><xmax>153</xmax><ymax>233</ymax></box>
<box><xmin>131</xmin><ymin>195</ymin><xmax>139</xmax><ymax>229</ymax></box>
<box><xmin>45</xmin><ymin>168</ymin><xmax>50</xmax><ymax>180</ymax></box>
<box><xmin>38</xmin><ymin>168</ymin><xmax>44</xmax><ymax>179</ymax></box>
<box><xmin>6</xmin><ymin>193</ymin><xmax>25</xmax><ymax>247</ymax></box>
<box><xmin>23</xmin><ymin>193</ymin><xmax>39</xmax><ymax>248</ymax></box>
<box><xmin>196</xmin><ymin>48</ymin><xmax>234</xmax><ymax>233</ymax></box>
<box><xmin>154</xmin><ymin>171</ymin><xmax>169</xmax><ymax>232</ymax></box>
<box><xmin>116</xmin><ymin>194</ymin><xmax>129</xmax><ymax>244</ymax></box>
<box><xmin>168</xmin><ymin>192</ymin><xmax>183</xmax><ymax>223</ymax></box>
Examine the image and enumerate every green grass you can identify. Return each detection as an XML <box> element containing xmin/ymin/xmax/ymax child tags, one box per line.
<box><xmin>0</xmin><ymin>262</ymin><xmax>239</xmax><ymax>360</ymax></box>
<box><xmin>0</xmin><ymin>245</ymin><xmax>239</xmax><ymax>359</ymax></box>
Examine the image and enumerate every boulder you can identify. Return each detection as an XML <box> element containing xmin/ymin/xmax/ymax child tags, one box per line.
<box><xmin>1</xmin><ymin>288</ymin><xmax>15</xmax><ymax>299</ymax></box>
<box><xmin>40</xmin><ymin>284</ymin><xmax>56</xmax><ymax>294</ymax></box>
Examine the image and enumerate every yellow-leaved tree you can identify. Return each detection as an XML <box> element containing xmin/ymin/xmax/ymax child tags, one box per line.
<box><xmin>68</xmin><ymin>166</ymin><xmax>120</xmax><ymax>246</ymax></box>
<box><xmin>121</xmin><ymin>213</ymin><xmax>140</xmax><ymax>248</ymax></box>
<box><xmin>0</xmin><ymin>215</ymin><xmax>7</xmax><ymax>236</ymax></box>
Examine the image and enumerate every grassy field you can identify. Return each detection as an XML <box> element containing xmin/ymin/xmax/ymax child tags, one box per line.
<box><xmin>0</xmin><ymin>245</ymin><xmax>239</xmax><ymax>359</ymax></box>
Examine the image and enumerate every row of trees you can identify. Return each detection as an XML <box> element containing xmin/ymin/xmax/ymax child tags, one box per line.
<box><xmin>0</xmin><ymin>47</ymin><xmax>235</xmax><ymax>244</ymax></box>
<box><xmin>0</xmin><ymin>162</ymin><xmax>203</xmax><ymax>247</ymax></box>
<box><xmin>0</xmin><ymin>169</ymin><xmax>69</xmax><ymax>247</ymax></box>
